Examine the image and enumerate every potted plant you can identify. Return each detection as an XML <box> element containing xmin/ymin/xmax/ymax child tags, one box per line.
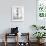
<box><xmin>33</xmin><ymin>32</ymin><xmax>46</xmax><ymax>43</ymax></box>
<box><xmin>32</xmin><ymin>25</ymin><xmax>39</xmax><ymax>30</ymax></box>
<box><xmin>32</xmin><ymin>24</ymin><xmax>45</xmax><ymax>30</ymax></box>
<box><xmin>40</xmin><ymin>26</ymin><xmax>45</xmax><ymax>30</ymax></box>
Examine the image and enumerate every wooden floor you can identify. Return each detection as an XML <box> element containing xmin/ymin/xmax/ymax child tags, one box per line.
<box><xmin>0</xmin><ymin>42</ymin><xmax>46</xmax><ymax>46</ymax></box>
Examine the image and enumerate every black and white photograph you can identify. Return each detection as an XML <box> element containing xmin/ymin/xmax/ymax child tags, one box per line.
<box><xmin>12</xmin><ymin>6</ymin><xmax>24</xmax><ymax>21</ymax></box>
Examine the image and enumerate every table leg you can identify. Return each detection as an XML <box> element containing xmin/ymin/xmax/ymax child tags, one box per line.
<box><xmin>4</xmin><ymin>34</ymin><xmax>7</xmax><ymax>46</ymax></box>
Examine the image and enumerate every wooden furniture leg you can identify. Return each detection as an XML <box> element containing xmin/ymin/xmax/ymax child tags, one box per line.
<box><xmin>4</xmin><ymin>33</ymin><xmax>7</xmax><ymax>46</ymax></box>
<box><xmin>16</xmin><ymin>33</ymin><xmax>18</xmax><ymax>46</ymax></box>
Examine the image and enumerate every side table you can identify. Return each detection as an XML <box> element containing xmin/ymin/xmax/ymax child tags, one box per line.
<box><xmin>4</xmin><ymin>33</ymin><xmax>18</xmax><ymax>46</ymax></box>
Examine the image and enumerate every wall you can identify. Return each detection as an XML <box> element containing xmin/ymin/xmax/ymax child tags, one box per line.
<box><xmin>0</xmin><ymin>0</ymin><xmax>36</xmax><ymax>42</ymax></box>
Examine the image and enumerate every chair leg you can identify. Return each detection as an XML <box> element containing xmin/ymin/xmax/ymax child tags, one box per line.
<box><xmin>4</xmin><ymin>33</ymin><xmax>7</xmax><ymax>46</ymax></box>
<box><xmin>4</xmin><ymin>41</ymin><xmax>7</xmax><ymax>46</ymax></box>
<box><xmin>16</xmin><ymin>34</ymin><xmax>18</xmax><ymax>46</ymax></box>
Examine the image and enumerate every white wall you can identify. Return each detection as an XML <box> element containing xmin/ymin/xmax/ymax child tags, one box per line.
<box><xmin>0</xmin><ymin>0</ymin><xmax>37</xmax><ymax>42</ymax></box>
<box><xmin>0</xmin><ymin>0</ymin><xmax>24</xmax><ymax>33</ymax></box>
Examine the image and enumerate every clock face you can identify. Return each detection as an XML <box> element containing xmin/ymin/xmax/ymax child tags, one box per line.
<box><xmin>12</xmin><ymin>6</ymin><xmax>24</xmax><ymax>21</ymax></box>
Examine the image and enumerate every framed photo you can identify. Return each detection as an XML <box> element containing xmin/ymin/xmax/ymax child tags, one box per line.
<box><xmin>36</xmin><ymin>0</ymin><xmax>46</xmax><ymax>26</ymax></box>
<box><xmin>37</xmin><ymin>0</ymin><xmax>46</xmax><ymax>20</ymax></box>
<box><xmin>12</xmin><ymin>6</ymin><xmax>24</xmax><ymax>21</ymax></box>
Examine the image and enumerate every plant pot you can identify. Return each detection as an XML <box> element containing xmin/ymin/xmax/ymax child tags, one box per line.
<box><xmin>37</xmin><ymin>39</ymin><xmax>40</xmax><ymax>46</ymax></box>
<box><xmin>37</xmin><ymin>39</ymin><xmax>45</xmax><ymax>44</ymax></box>
<box><xmin>37</xmin><ymin>39</ymin><xmax>40</xmax><ymax>43</ymax></box>
<box><xmin>40</xmin><ymin>38</ymin><xmax>45</xmax><ymax>43</ymax></box>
